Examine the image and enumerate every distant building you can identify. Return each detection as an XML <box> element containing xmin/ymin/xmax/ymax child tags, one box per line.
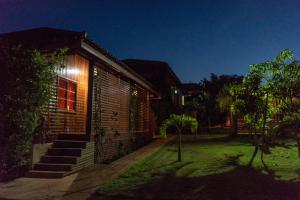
<box><xmin>123</xmin><ymin>59</ymin><xmax>182</xmax><ymax>128</ymax></box>
<box><xmin>182</xmin><ymin>83</ymin><xmax>202</xmax><ymax>104</ymax></box>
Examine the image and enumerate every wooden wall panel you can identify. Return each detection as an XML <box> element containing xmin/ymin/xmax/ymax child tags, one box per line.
<box><xmin>119</xmin><ymin>78</ymin><xmax>131</xmax><ymax>137</ymax></box>
<box><xmin>92</xmin><ymin>67</ymin><xmax>130</xmax><ymax>140</ymax></box>
<box><xmin>92</xmin><ymin>65</ymin><xmax>152</xmax><ymax>162</ymax></box>
<box><xmin>135</xmin><ymin>86</ymin><xmax>149</xmax><ymax>133</ymax></box>
<box><xmin>45</xmin><ymin>54</ymin><xmax>89</xmax><ymax>138</ymax></box>
<box><xmin>149</xmin><ymin>106</ymin><xmax>157</xmax><ymax>136</ymax></box>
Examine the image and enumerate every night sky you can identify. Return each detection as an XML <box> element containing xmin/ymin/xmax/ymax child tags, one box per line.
<box><xmin>1</xmin><ymin>0</ymin><xmax>300</xmax><ymax>83</ymax></box>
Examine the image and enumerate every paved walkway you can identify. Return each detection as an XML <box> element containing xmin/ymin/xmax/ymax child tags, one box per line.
<box><xmin>0</xmin><ymin>137</ymin><xmax>174</xmax><ymax>200</ymax></box>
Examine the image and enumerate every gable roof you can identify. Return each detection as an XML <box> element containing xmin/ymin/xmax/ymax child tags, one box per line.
<box><xmin>0</xmin><ymin>27</ymin><xmax>83</xmax><ymax>50</ymax></box>
<box><xmin>182</xmin><ymin>83</ymin><xmax>202</xmax><ymax>95</ymax></box>
<box><xmin>182</xmin><ymin>83</ymin><xmax>202</xmax><ymax>92</ymax></box>
<box><xmin>0</xmin><ymin>27</ymin><xmax>159</xmax><ymax>97</ymax></box>
<box><xmin>123</xmin><ymin>59</ymin><xmax>182</xmax><ymax>93</ymax></box>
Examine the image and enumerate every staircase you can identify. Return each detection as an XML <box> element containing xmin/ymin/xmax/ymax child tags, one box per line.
<box><xmin>27</xmin><ymin>134</ymin><xmax>95</xmax><ymax>178</ymax></box>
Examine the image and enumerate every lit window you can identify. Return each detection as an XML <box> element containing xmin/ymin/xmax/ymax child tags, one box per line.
<box><xmin>58</xmin><ymin>78</ymin><xmax>77</xmax><ymax>112</ymax></box>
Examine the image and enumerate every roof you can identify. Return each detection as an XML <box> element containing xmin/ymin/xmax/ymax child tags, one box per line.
<box><xmin>182</xmin><ymin>83</ymin><xmax>202</xmax><ymax>93</ymax></box>
<box><xmin>0</xmin><ymin>27</ymin><xmax>160</xmax><ymax>97</ymax></box>
<box><xmin>0</xmin><ymin>27</ymin><xmax>83</xmax><ymax>50</ymax></box>
<box><xmin>123</xmin><ymin>59</ymin><xmax>182</xmax><ymax>93</ymax></box>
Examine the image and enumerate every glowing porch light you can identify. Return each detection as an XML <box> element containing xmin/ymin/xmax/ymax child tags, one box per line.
<box><xmin>132</xmin><ymin>89</ymin><xmax>138</xmax><ymax>96</ymax></box>
<box><xmin>66</xmin><ymin>68</ymin><xmax>80</xmax><ymax>75</ymax></box>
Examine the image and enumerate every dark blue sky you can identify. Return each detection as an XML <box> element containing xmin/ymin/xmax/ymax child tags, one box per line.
<box><xmin>1</xmin><ymin>0</ymin><xmax>300</xmax><ymax>82</ymax></box>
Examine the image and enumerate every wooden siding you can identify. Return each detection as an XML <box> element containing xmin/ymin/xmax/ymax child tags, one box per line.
<box><xmin>149</xmin><ymin>107</ymin><xmax>157</xmax><ymax>136</ymax></box>
<box><xmin>42</xmin><ymin>53</ymin><xmax>153</xmax><ymax>161</ymax></box>
<box><xmin>135</xmin><ymin>85</ymin><xmax>150</xmax><ymax>133</ymax></box>
<box><xmin>92</xmin><ymin>65</ymin><xmax>152</xmax><ymax>162</ymax></box>
<box><xmin>92</xmin><ymin>66</ymin><xmax>131</xmax><ymax>137</ymax></box>
<box><xmin>44</xmin><ymin>54</ymin><xmax>89</xmax><ymax>139</ymax></box>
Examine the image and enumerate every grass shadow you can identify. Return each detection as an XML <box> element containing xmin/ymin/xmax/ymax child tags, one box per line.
<box><xmin>94</xmin><ymin>165</ymin><xmax>300</xmax><ymax>200</ymax></box>
<box><xmin>180</xmin><ymin>134</ymin><xmax>253</xmax><ymax>146</ymax></box>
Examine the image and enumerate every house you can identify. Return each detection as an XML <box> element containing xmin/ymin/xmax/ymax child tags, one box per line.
<box><xmin>0</xmin><ymin>27</ymin><xmax>160</xmax><ymax>178</ymax></box>
<box><xmin>123</xmin><ymin>59</ymin><xmax>182</xmax><ymax>129</ymax></box>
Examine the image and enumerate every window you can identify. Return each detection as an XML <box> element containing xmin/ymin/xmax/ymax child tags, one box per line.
<box><xmin>58</xmin><ymin>77</ymin><xmax>77</xmax><ymax>112</ymax></box>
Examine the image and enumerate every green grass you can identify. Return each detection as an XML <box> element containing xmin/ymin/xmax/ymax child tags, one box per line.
<box><xmin>98</xmin><ymin>134</ymin><xmax>300</xmax><ymax>199</ymax></box>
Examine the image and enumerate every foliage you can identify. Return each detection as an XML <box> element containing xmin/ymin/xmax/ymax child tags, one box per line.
<box><xmin>0</xmin><ymin>44</ymin><xmax>67</xmax><ymax>180</ymax></box>
<box><xmin>189</xmin><ymin>74</ymin><xmax>243</xmax><ymax>128</ymax></box>
<box><xmin>182</xmin><ymin>97</ymin><xmax>202</xmax><ymax>118</ymax></box>
<box><xmin>160</xmin><ymin>114</ymin><xmax>198</xmax><ymax>161</ymax></box>
<box><xmin>216</xmin><ymin>84</ymin><xmax>243</xmax><ymax>135</ymax></box>
<box><xmin>160</xmin><ymin>114</ymin><xmax>198</xmax><ymax>137</ymax></box>
<box><xmin>229</xmin><ymin>49</ymin><xmax>300</xmax><ymax>166</ymax></box>
<box><xmin>216</xmin><ymin>85</ymin><xmax>232</xmax><ymax>113</ymax></box>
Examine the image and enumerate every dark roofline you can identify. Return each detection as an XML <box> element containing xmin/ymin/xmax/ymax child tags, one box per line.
<box><xmin>122</xmin><ymin>59</ymin><xmax>182</xmax><ymax>87</ymax></box>
<box><xmin>0</xmin><ymin>26</ymin><xmax>83</xmax><ymax>36</ymax></box>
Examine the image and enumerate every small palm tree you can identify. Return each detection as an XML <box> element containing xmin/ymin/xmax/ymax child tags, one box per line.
<box><xmin>160</xmin><ymin>114</ymin><xmax>198</xmax><ymax>161</ymax></box>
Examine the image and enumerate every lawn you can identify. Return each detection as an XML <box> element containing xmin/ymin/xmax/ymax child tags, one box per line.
<box><xmin>97</xmin><ymin>134</ymin><xmax>300</xmax><ymax>200</ymax></box>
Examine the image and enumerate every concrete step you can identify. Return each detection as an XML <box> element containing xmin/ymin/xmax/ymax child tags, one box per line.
<box><xmin>53</xmin><ymin>140</ymin><xmax>87</xmax><ymax>148</ymax></box>
<box><xmin>48</xmin><ymin>148</ymin><xmax>82</xmax><ymax>156</ymax></box>
<box><xmin>34</xmin><ymin>163</ymin><xmax>73</xmax><ymax>171</ymax></box>
<box><xmin>58</xmin><ymin>134</ymin><xmax>89</xmax><ymax>141</ymax></box>
<box><xmin>27</xmin><ymin>137</ymin><xmax>94</xmax><ymax>179</ymax></box>
<box><xmin>40</xmin><ymin>155</ymin><xmax>78</xmax><ymax>164</ymax></box>
<box><xmin>27</xmin><ymin>170</ymin><xmax>66</xmax><ymax>178</ymax></box>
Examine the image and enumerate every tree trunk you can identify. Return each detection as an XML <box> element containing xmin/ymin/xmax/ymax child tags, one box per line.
<box><xmin>296</xmin><ymin>134</ymin><xmax>300</xmax><ymax>158</ymax></box>
<box><xmin>178</xmin><ymin>131</ymin><xmax>182</xmax><ymax>162</ymax></box>
<box><xmin>261</xmin><ymin>148</ymin><xmax>268</xmax><ymax>171</ymax></box>
<box><xmin>248</xmin><ymin>142</ymin><xmax>259</xmax><ymax>166</ymax></box>
<box><xmin>231</xmin><ymin>114</ymin><xmax>238</xmax><ymax>136</ymax></box>
<box><xmin>249</xmin><ymin>94</ymin><xmax>268</xmax><ymax>167</ymax></box>
<box><xmin>207</xmin><ymin>117</ymin><xmax>211</xmax><ymax>130</ymax></box>
<box><xmin>260</xmin><ymin>94</ymin><xmax>268</xmax><ymax>166</ymax></box>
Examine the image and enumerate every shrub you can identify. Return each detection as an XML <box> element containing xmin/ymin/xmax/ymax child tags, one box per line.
<box><xmin>0</xmin><ymin>43</ymin><xmax>66</xmax><ymax>180</ymax></box>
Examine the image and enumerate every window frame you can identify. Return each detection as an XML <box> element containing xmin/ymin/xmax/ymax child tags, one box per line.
<box><xmin>57</xmin><ymin>76</ymin><xmax>77</xmax><ymax>113</ymax></box>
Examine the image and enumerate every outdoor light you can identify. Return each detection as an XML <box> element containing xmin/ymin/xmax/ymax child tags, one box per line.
<box><xmin>132</xmin><ymin>89</ymin><xmax>138</xmax><ymax>96</ymax></box>
<box><xmin>174</xmin><ymin>89</ymin><xmax>178</xmax><ymax>94</ymax></box>
<box><xmin>66</xmin><ymin>68</ymin><xmax>80</xmax><ymax>75</ymax></box>
<box><xmin>57</xmin><ymin>67</ymin><xmax>80</xmax><ymax>76</ymax></box>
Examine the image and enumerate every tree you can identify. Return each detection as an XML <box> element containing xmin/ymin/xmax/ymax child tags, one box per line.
<box><xmin>0</xmin><ymin>43</ymin><xmax>67</xmax><ymax>180</ymax></box>
<box><xmin>196</xmin><ymin>74</ymin><xmax>243</xmax><ymax>128</ymax></box>
<box><xmin>216</xmin><ymin>84</ymin><xmax>241</xmax><ymax>136</ymax></box>
<box><xmin>160</xmin><ymin>114</ymin><xmax>198</xmax><ymax>161</ymax></box>
<box><xmin>231</xmin><ymin>49</ymin><xmax>300</xmax><ymax>167</ymax></box>
<box><xmin>266</xmin><ymin>49</ymin><xmax>300</xmax><ymax>157</ymax></box>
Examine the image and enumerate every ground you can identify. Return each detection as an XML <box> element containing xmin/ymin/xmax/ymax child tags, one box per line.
<box><xmin>96</xmin><ymin>134</ymin><xmax>300</xmax><ymax>200</ymax></box>
<box><xmin>0</xmin><ymin>137</ymin><xmax>173</xmax><ymax>200</ymax></box>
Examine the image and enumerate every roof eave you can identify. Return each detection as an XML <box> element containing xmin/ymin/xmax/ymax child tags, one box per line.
<box><xmin>80</xmin><ymin>39</ymin><xmax>160</xmax><ymax>98</ymax></box>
